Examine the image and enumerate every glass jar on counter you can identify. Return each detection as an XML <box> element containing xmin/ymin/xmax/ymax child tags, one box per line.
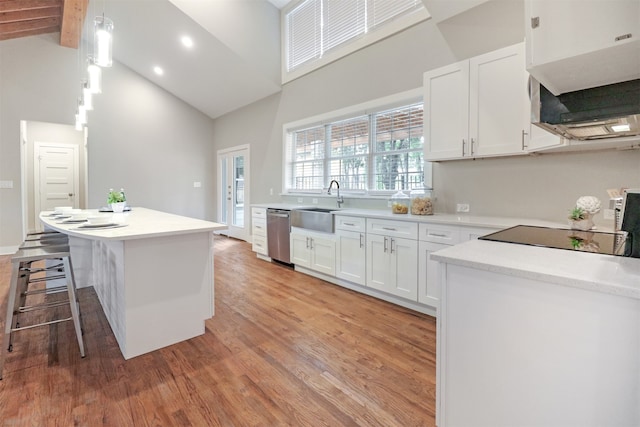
<box><xmin>390</xmin><ymin>190</ymin><xmax>410</xmax><ymax>214</ymax></box>
<box><xmin>410</xmin><ymin>187</ymin><xmax>433</xmax><ymax>215</ymax></box>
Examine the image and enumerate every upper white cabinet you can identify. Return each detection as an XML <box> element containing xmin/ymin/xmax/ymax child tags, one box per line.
<box><xmin>424</xmin><ymin>43</ymin><xmax>530</xmax><ymax>161</ymax></box>
<box><xmin>525</xmin><ymin>0</ymin><xmax>640</xmax><ymax>95</ymax></box>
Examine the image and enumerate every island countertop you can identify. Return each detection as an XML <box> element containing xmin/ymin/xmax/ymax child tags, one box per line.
<box><xmin>40</xmin><ymin>207</ymin><xmax>226</xmax><ymax>241</ymax></box>
<box><xmin>431</xmin><ymin>238</ymin><xmax>640</xmax><ymax>299</ymax></box>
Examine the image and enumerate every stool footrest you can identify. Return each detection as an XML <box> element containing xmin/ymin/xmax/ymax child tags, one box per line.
<box><xmin>11</xmin><ymin>316</ymin><xmax>73</xmax><ymax>332</ymax></box>
<box><xmin>26</xmin><ymin>274</ymin><xmax>66</xmax><ymax>284</ymax></box>
<box><xmin>18</xmin><ymin>299</ymin><xmax>72</xmax><ymax>313</ymax></box>
<box><xmin>24</xmin><ymin>286</ymin><xmax>68</xmax><ymax>296</ymax></box>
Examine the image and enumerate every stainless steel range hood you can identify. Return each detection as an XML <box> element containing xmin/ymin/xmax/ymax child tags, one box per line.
<box><xmin>531</xmin><ymin>78</ymin><xmax>640</xmax><ymax>141</ymax></box>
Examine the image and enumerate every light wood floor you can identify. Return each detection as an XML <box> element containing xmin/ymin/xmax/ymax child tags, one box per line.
<box><xmin>0</xmin><ymin>236</ymin><xmax>436</xmax><ymax>426</ymax></box>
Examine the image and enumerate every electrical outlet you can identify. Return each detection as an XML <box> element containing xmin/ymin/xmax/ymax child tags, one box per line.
<box><xmin>603</xmin><ymin>208</ymin><xmax>615</xmax><ymax>220</ymax></box>
<box><xmin>297</xmin><ymin>197</ymin><xmax>303</xmax><ymax>203</ymax></box>
<box><xmin>312</xmin><ymin>198</ymin><xmax>318</xmax><ymax>204</ymax></box>
<box><xmin>193</xmin><ymin>181</ymin><xmax>201</xmax><ymax>188</ymax></box>
<box><xmin>270</xmin><ymin>188</ymin><xmax>274</xmax><ymax>196</ymax></box>
<box><xmin>456</xmin><ymin>203</ymin><xmax>470</xmax><ymax>213</ymax></box>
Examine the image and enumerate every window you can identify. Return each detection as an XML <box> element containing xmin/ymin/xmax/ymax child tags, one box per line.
<box><xmin>284</xmin><ymin>0</ymin><xmax>428</xmax><ymax>80</ymax></box>
<box><xmin>285</xmin><ymin>100</ymin><xmax>428</xmax><ymax>195</ymax></box>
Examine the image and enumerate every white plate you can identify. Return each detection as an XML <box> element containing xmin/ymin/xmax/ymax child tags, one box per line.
<box><xmin>61</xmin><ymin>218</ymin><xmax>88</xmax><ymax>224</ymax></box>
<box><xmin>77</xmin><ymin>223</ymin><xmax>123</xmax><ymax>229</ymax></box>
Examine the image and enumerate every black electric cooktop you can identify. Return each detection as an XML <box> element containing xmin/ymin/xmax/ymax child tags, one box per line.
<box><xmin>479</xmin><ymin>225</ymin><xmax>627</xmax><ymax>256</ymax></box>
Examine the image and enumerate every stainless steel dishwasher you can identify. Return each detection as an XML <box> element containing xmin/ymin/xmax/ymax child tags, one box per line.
<box><xmin>267</xmin><ymin>209</ymin><xmax>291</xmax><ymax>264</ymax></box>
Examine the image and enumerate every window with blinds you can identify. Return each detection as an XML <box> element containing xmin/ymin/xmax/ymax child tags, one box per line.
<box><xmin>285</xmin><ymin>102</ymin><xmax>426</xmax><ymax>193</ymax></box>
<box><xmin>285</xmin><ymin>0</ymin><xmax>425</xmax><ymax>72</ymax></box>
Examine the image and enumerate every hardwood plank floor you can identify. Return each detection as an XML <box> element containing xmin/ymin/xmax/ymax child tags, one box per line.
<box><xmin>0</xmin><ymin>236</ymin><xmax>436</xmax><ymax>426</ymax></box>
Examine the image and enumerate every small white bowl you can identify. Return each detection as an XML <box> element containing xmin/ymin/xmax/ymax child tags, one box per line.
<box><xmin>54</xmin><ymin>206</ymin><xmax>73</xmax><ymax>214</ymax></box>
<box><xmin>87</xmin><ymin>216</ymin><xmax>111</xmax><ymax>226</ymax></box>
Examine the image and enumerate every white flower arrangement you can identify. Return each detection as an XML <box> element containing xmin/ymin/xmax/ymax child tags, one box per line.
<box><xmin>575</xmin><ymin>196</ymin><xmax>601</xmax><ymax>215</ymax></box>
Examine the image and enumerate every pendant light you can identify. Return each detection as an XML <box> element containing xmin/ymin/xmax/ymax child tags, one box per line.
<box><xmin>78</xmin><ymin>99</ymin><xmax>88</xmax><ymax>125</ymax></box>
<box><xmin>75</xmin><ymin>114</ymin><xmax>83</xmax><ymax>131</ymax></box>
<box><xmin>87</xmin><ymin>57</ymin><xmax>102</xmax><ymax>93</ymax></box>
<box><xmin>94</xmin><ymin>15</ymin><xmax>114</xmax><ymax>67</ymax></box>
<box><xmin>82</xmin><ymin>82</ymin><xmax>93</xmax><ymax>111</ymax></box>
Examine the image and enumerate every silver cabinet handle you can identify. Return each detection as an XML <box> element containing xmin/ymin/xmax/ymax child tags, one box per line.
<box><xmin>344</xmin><ymin>222</ymin><xmax>355</xmax><ymax>226</ymax></box>
<box><xmin>522</xmin><ymin>129</ymin><xmax>528</xmax><ymax>150</ymax></box>
<box><xmin>309</xmin><ymin>238</ymin><xmax>313</xmax><ymax>250</ymax></box>
<box><xmin>462</xmin><ymin>139</ymin><xmax>466</xmax><ymax>156</ymax></box>
<box><xmin>359</xmin><ymin>233</ymin><xmax>363</xmax><ymax>249</ymax></box>
<box><xmin>470</xmin><ymin>138</ymin><xmax>475</xmax><ymax>155</ymax></box>
<box><xmin>390</xmin><ymin>238</ymin><xmax>395</xmax><ymax>254</ymax></box>
<box><xmin>382</xmin><ymin>227</ymin><xmax>397</xmax><ymax>231</ymax></box>
<box><xmin>383</xmin><ymin>236</ymin><xmax>388</xmax><ymax>253</ymax></box>
<box><xmin>305</xmin><ymin>237</ymin><xmax>309</xmax><ymax>249</ymax></box>
<box><xmin>430</xmin><ymin>233</ymin><xmax>448</xmax><ymax>238</ymax></box>
<box><xmin>255</xmin><ymin>225</ymin><xmax>262</xmax><ymax>229</ymax></box>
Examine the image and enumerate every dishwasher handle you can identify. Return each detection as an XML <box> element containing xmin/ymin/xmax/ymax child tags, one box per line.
<box><xmin>268</xmin><ymin>213</ymin><xmax>290</xmax><ymax>218</ymax></box>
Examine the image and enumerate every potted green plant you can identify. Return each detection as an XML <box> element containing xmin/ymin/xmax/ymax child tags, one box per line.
<box><xmin>567</xmin><ymin>196</ymin><xmax>601</xmax><ymax>231</ymax></box>
<box><xmin>107</xmin><ymin>189</ymin><xmax>126</xmax><ymax>213</ymax></box>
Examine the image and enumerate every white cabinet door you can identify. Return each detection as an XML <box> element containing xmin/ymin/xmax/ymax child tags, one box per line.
<box><xmin>470</xmin><ymin>43</ymin><xmax>529</xmax><ymax>157</ymax></box>
<box><xmin>418</xmin><ymin>241</ymin><xmax>449</xmax><ymax>308</ymax></box>
<box><xmin>310</xmin><ymin>235</ymin><xmax>336</xmax><ymax>276</ymax></box>
<box><xmin>424</xmin><ymin>61</ymin><xmax>469</xmax><ymax>161</ymax></box>
<box><xmin>366</xmin><ymin>233</ymin><xmax>389</xmax><ymax>291</ymax></box>
<box><xmin>366</xmin><ymin>234</ymin><xmax>418</xmax><ymax>301</ymax></box>
<box><xmin>391</xmin><ymin>237</ymin><xmax>418</xmax><ymax>301</ymax></box>
<box><xmin>290</xmin><ymin>232</ymin><xmax>311</xmax><ymax>268</ymax></box>
<box><xmin>525</xmin><ymin>0</ymin><xmax>640</xmax><ymax>94</ymax></box>
<box><xmin>336</xmin><ymin>229</ymin><xmax>366</xmax><ymax>285</ymax></box>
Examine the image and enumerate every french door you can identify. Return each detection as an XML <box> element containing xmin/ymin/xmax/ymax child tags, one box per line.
<box><xmin>217</xmin><ymin>145</ymin><xmax>250</xmax><ymax>241</ymax></box>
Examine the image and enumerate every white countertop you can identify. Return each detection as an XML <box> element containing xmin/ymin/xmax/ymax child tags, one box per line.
<box><xmin>431</xmin><ymin>239</ymin><xmax>640</xmax><ymax>299</ymax></box>
<box><xmin>40</xmin><ymin>207</ymin><xmax>227</xmax><ymax>241</ymax></box>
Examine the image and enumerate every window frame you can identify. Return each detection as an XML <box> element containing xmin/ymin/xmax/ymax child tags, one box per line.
<box><xmin>282</xmin><ymin>88</ymin><xmax>431</xmax><ymax>197</ymax></box>
<box><xmin>281</xmin><ymin>0</ymin><xmax>430</xmax><ymax>83</ymax></box>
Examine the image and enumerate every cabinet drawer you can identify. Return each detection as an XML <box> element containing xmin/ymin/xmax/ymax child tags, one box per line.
<box><xmin>419</xmin><ymin>223</ymin><xmax>462</xmax><ymax>245</ymax></box>
<box><xmin>251</xmin><ymin>207</ymin><xmax>267</xmax><ymax>219</ymax></box>
<box><xmin>252</xmin><ymin>235</ymin><xmax>268</xmax><ymax>255</ymax></box>
<box><xmin>335</xmin><ymin>215</ymin><xmax>366</xmax><ymax>232</ymax></box>
<box><xmin>367</xmin><ymin>218</ymin><xmax>418</xmax><ymax>239</ymax></box>
<box><xmin>252</xmin><ymin>218</ymin><xmax>267</xmax><ymax>237</ymax></box>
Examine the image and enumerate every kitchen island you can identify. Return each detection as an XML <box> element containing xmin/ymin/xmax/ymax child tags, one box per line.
<box><xmin>432</xmin><ymin>239</ymin><xmax>640</xmax><ymax>426</ymax></box>
<box><xmin>40</xmin><ymin>208</ymin><xmax>227</xmax><ymax>360</ymax></box>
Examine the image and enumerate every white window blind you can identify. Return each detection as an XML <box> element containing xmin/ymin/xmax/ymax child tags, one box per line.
<box><xmin>286</xmin><ymin>0</ymin><xmax>322</xmax><ymax>72</ymax></box>
<box><xmin>368</xmin><ymin>0</ymin><xmax>423</xmax><ymax>28</ymax></box>
<box><xmin>286</xmin><ymin>0</ymin><xmax>425</xmax><ymax>72</ymax></box>
<box><xmin>324</xmin><ymin>0</ymin><xmax>366</xmax><ymax>52</ymax></box>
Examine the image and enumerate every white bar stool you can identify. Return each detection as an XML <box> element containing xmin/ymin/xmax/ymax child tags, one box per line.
<box><xmin>0</xmin><ymin>244</ymin><xmax>85</xmax><ymax>380</ymax></box>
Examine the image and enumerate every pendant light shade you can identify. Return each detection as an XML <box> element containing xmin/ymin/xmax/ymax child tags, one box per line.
<box><xmin>78</xmin><ymin>100</ymin><xmax>88</xmax><ymax>125</ymax></box>
<box><xmin>82</xmin><ymin>82</ymin><xmax>93</xmax><ymax>111</ymax></box>
<box><xmin>75</xmin><ymin>114</ymin><xmax>83</xmax><ymax>131</ymax></box>
<box><xmin>87</xmin><ymin>58</ymin><xmax>102</xmax><ymax>93</ymax></box>
<box><xmin>94</xmin><ymin>15</ymin><xmax>114</xmax><ymax>67</ymax></box>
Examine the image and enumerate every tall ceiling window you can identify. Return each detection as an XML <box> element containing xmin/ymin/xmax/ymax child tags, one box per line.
<box><xmin>285</xmin><ymin>99</ymin><xmax>430</xmax><ymax>194</ymax></box>
<box><xmin>284</xmin><ymin>0</ymin><xmax>428</xmax><ymax>80</ymax></box>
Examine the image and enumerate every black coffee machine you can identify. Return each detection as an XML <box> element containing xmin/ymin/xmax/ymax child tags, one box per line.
<box><xmin>621</xmin><ymin>190</ymin><xmax>640</xmax><ymax>258</ymax></box>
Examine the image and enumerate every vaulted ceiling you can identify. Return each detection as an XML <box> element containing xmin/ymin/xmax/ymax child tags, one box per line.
<box><xmin>0</xmin><ymin>0</ymin><xmax>88</xmax><ymax>48</ymax></box>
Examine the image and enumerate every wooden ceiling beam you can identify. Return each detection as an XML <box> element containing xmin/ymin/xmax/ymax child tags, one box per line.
<box><xmin>60</xmin><ymin>0</ymin><xmax>87</xmax><ymax>49</ymax></box>
<box><xmin>0</xmin><ymin>25</ymin><xmax>59</xmax><ymax>41</ymax></box>
<box><xmin>0</xmin><ymin>0</ymin><xmax>62</xmax><ymax>13</ymax></box>
<box><xmin>0</xmin><ymin>16</ymin><xmax>61</xmax><ymax>35</ymax></box>
<box><xmin>0</xmin><ymin>7</ymin><xmax>61</xmax><ymax>24</ymax></box>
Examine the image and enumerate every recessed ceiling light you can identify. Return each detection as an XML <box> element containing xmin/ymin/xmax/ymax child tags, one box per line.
<box><xmin>153</xmin><ymin>66</ymin><xmax>164</xmax><ymax>76</ymax></box>
<box><xmin>181</xmin><ymin>36</ymin><xmax>194</xmax><ymax>49</ymax></box>
<box><xmin>611</xmin><ymin>124</ymin><xmax>631</xmax><ymax>132</ymax></box>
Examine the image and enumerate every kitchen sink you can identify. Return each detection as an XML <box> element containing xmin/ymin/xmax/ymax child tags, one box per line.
<box><xmin>291</xmin><ymin>208</ymin><xmax>338</xmax><ymax>233</ymax></box>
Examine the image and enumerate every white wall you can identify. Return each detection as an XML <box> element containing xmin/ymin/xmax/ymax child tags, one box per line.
<box><xmin>0</xmin><ymin>34</ymin><xmax>216</xmax><ymax>250</ymax></box>
<box><xmin>211</xmin><ymin>1</ymin><xmax>640</xmax><ymax>226</ymax></box>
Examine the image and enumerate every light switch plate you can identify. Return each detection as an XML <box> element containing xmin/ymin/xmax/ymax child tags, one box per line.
<box><xmin>456</xmin><ymin>203</ymin><xmax>470</xmax><ymax>213</ymax></box>
<box><xmin>193</xmin><ymin>181</ymin><xmax>201</xmax><ymax>188</ymax></box>
<box><xmin>0</xmin><ymin>180</ymin><xmax>13</xmax><ymax>189</ymax></box>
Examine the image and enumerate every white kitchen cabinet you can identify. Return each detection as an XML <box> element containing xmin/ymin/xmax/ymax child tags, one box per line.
<box><xmin>335</xmin><ymin>216</ymin><xmax>366</xmax><ymax>286</ymax></box>
<box><xmin>417</xmin><ymin>223</ymin><xmax>499</xmax><ymax>309</ymax></box>
<box><xmin>251</xmin><ymin>207</ymin><xmax>268</xmax><ymax>256</ymax></box>
<box><xmin>525</xmin><ymin>0</ymin><xmax>640</xmax><ymax>95</ymax></box>
<box><xmin>424</xmin><ymin>43</ymin><xmax>530</xmax><ymax>161</ymax></box>
<box><xmin>366</xmin><ymin>219</ymin><xmax>418</xmax><ymax>301</ymax></box>
<box><xmin>290</xmin><ymin>228</ymin><xmax>336</xmax><ymax>276</ymax></box>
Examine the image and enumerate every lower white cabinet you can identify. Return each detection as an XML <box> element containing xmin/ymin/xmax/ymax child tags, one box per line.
<box><xmin>290</xmin><ymin>228</ymin><xmax>336</xmax><ymax>276</ymax></box>
<box><xmin>366</xmin><ymin>232</ymin><xmax>418</xmax><ymax>301</ymax></box>
<box><xmin>418</xmin><ymin>241</ymin><xmax>449</xmax><ymax>308</ymax></box>
<box><xmin>251</xmin><ymin>207</ymin><xmax>268</xmax><ymax>256</ymax></box>
<box><xmin>335</xmin><ymin>229</ymin><xmax>366</xmax><ymax>286</ymax></box>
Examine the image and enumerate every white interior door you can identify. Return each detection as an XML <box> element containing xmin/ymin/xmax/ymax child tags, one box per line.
<box><xmin>34</xmin><ymin>142</ymin><xmax>79</xmax><ymax>230</ymax></box>
<box><xmin>217</xmin><ymin>145</ymin><xmax>250</xmax><ymax>241</ymax></box>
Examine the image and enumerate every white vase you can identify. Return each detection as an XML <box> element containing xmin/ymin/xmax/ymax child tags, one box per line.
<box><xmin>110</xmin><ymin>202</ymin><xmax>126</xmax><ymax>213</ymax></box>
<box><xmin>569</xmin><ymin>216</ymin><xmax>594</xmax><ymax>231</ymax></box>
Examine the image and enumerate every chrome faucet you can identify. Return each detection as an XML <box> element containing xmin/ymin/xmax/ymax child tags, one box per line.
<box><xmin>328</xmin><ymin>180</ymin><xmax>344</xmax><ymax>208</ymax></box>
